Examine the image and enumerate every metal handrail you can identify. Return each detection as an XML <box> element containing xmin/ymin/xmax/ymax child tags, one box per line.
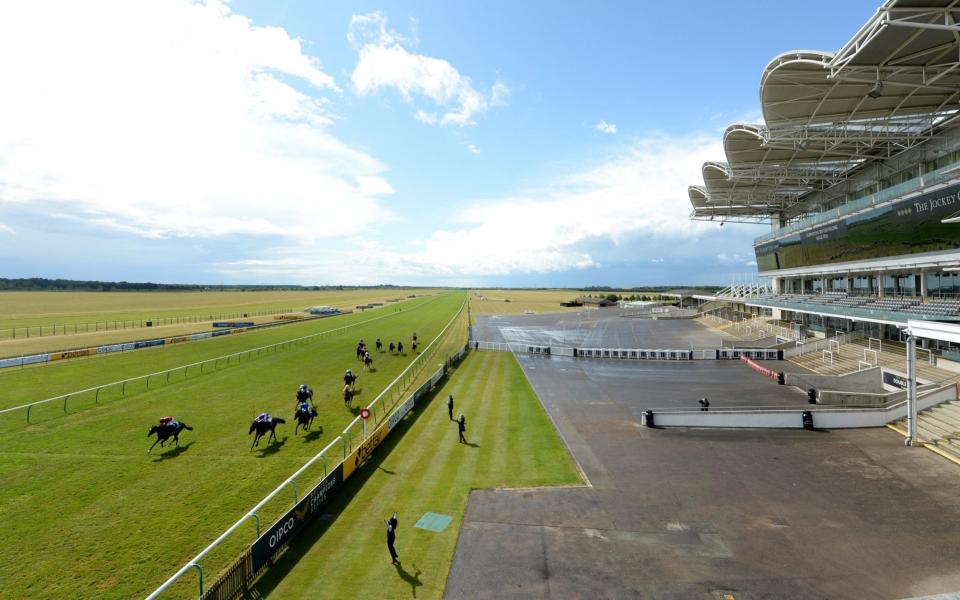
<box><xmin>1</xmin><ymin>295</ymin><xmax>444</xmax><ymax>422</ymax></box>
<box><xmin>144</xmin><ymin>296</ymin><xmax>467</xmax><ymax>600</ymax></box>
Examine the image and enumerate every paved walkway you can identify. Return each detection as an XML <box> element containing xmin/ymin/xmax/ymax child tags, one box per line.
<box><xmin>446</xmin><ymin>322</ymin><xmax>960</xmax><ymax>599</ymax></box>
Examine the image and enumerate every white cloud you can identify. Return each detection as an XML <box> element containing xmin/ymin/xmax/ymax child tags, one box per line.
<box><xmin>0</xmin><ymin>0</ymin><xmax>395</xmax><ymax>241</ymax></box>
<box><xmin>467</xmin><ymin>144</ymin><xmax>480</xmax><ymax>155</ymax></box>
<box><xmin>349</xmin><ymin>12</ymin><xmax>507</xmax><ymax>126</ymax></box>
<box><xmin>0</xmin><ymin>223</ymin><xmax>15</xmax><ymax>235</ymax></box>
<box><xmin>651</xmin><ymin>258</ymin><xmax>664</xmax><ymax>263</ymax></box>
<box><xmin>595</xmin><ymin>120</ymin><xmax>617</xmax><ymax>134</ymax></box>
<box><xmin>717</xmin><ymin>252</ymin><xmax>754</xmax><ymax>266</ymax></box>
<box><xmin>222</xmin><ymin>134</ymin><xmax>723</xmax><ymax>281</ymax></box>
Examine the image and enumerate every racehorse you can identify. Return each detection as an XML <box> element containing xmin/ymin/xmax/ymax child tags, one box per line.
<box><xmin>147</xmin><ymin>421</ymin><xmax>193</xmax><ymax>453</ymax></box>
<box><xmin>344</xmin><ymin>385</ymin><xmax>354</xmax><ymax>406</ymax></box>
<box><xmin>389</xmin><ymin>341</ymin><xmax>396</xmax><ymax>353</ymax></box>
<box><xmin>344</xmin><ymin>371</ymin><xmax>358</xmax><ymax>390</ymax></box>
<box><xmin>376</xmin><ymin>338</ymin><xmax>383</xmax><ymax>352</ymax></box>
<box><xmin>294</xmin><ymin>405</ymin><xmax>318</xmax><ymax>434</ymax></box>
<box><xmin>397</xmin><ymin>341</ymin><xmax>404</xmax><ymax>354</ymax></box>
<box><xmin>412</xmin><ymin>340</ymin><xmax>419</xmax><ymax>353</ymax></box>
<box><xmin>363</xmin><ymin>352</ymin><xmax>374</xmax><ymax>371</ymax></box>
<box><xmin>249</xmin><ymin>416</ymin><xmax>286</xmax><ymax>449</ymax></box>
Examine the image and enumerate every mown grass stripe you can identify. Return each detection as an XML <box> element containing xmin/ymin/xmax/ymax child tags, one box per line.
<box><xmin>251</xmin><ymin>351</ymin><xmax>581</xmax><ymax>600</ymax></box>
<box><xmin>0</xmin><ymin>293</ymin><xmax>466</xmax><ymax>600</ymax></box>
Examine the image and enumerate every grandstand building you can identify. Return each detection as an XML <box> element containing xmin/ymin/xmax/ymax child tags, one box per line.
<box><xmin>690</xmin><ymin>0</ymin><xmax>960</xmax><ymax>351</ymax></box>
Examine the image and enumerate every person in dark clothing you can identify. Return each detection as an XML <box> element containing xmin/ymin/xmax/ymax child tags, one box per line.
<box><xmin>447</xmin><ymin>394</ymin><xmax>454</xmax><ymax>421</ymax></box>
<box><xmin>699</xmin><ymin>397</ymin><xmax>710</xmax><ymax>412</ymax></box>
<box><xmin>385</xmin><ymin>512</ymin><xmax>399</xmax><ymax>564</ymax></box>
<box><xmin>457</xmin><ymin>414</ymin><xmax>466</xmax><ymax>443</ymax></box>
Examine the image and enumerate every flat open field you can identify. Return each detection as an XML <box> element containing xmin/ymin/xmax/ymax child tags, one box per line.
<box><xmin>0</xmin><ymin>293</ymin><xmax>430</xmax><ymax>359</ymax></box>
<box><xmin>0</xmin><ymin>288</ymin><xmax>440</xmax><ymax>335</ymax></box>
<box><xmin>0</xmin><ymin>297</ymin><xmax>439</xmax><ymax>416</ymax></box>
<box><xmin>0</xmin><ymin>292</ymin><xmax>464</xmax><ymax>599</ymax></box>
<box><xmin>249</xmin><ymin>350</ymin><xmax>582</xmax><ymax>600</ymax></box>
<box><xmin>469</xmin><ymin>289</ymin><xmax>583</xmax><ymax>316</ymax></box>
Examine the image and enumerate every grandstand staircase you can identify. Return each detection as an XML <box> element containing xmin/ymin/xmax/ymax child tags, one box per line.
<box><xmin>890</xmin><ymin>401</ymin><xmax>960</xmax><ymax>463</ymax></box>
<box><xmin>789</xmin><ymin>338</ymin><xmax>957</xmax><ymax>383</ymax></box>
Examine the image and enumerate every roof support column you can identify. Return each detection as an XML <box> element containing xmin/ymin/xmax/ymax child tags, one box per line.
<box><xmin>906</xmin><ymin>334</ymin><xmax>920</xmax><ymax>447</ymax></box>
<box><xmin>920</xmin><ymin>272</ymin><xmax>928</xmax><ymax>299</ymax></box>
<box><xmin>877</xmin><ymin>272</ymin><xmax>884</xmax><ymax>298</ymax></box>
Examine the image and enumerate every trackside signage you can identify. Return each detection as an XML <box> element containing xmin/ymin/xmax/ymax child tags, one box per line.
<box><xmin>342</xmin><ymin>423</ymin><xmax>389</xmax><ymax>480</ymax></box>
<box><xmin>388</xmin><ymin>396</ymin><xmax>416</xmax><ymax>432</ymax></box>
<box><xmin>251</xmin><ymin>463</ymin><xmax>344</xmax><ymax>572</ymax></box>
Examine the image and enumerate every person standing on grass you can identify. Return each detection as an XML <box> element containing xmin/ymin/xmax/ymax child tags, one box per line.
<box><xmin>457</xmin><ymin>414</ymin><xmax>467</xmax><ymax>443</ymax></box>
<box><xmin>448</xmin><ymin>394</ymin><xmax>454</xmax><ymax>421</ymax></box>
<box><xmin>385</xmin><ymin>512</ymin><xmax>399</xmax><ymax>564</ymax></box>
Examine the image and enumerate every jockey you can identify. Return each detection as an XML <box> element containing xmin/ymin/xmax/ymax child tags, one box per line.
<box><xmin>256</xmin><ymin>412</ymin><xmax>271</xmax><ymax>423</ymax></box>
<box><xmin>296</xmin><ymin>384</ymin><xmax>313</xmax><ymax>403</ymax></box>
<box><xmin>297</xmin><ymin>401</ymin><xmax>312</xmax><ymax>416</ymax></box>
<box><xmin>159</xmin><ymin>416</ymin><xmax>178</xmax><ymax>429</ymax></box>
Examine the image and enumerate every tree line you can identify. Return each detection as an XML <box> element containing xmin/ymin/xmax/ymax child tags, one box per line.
<box><xmin>0</xmin><ymin>278</ymin><xmax>415</xmax><ymax>292</ymax></box>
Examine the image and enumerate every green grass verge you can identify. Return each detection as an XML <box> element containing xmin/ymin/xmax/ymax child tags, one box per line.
<box><xmin>0</xmin><ymin>293</ymin><xmax>464</xmax><ymax>599</ymax></box>
<box><xmin>248</xmin><ymin>351</ymin><xmax>583</xmax><ymax>600</ymax></box>
<box><xmin>0</xmin><ymin>295</ymin><xmax>446</xmax><ymax>415</ymax></box>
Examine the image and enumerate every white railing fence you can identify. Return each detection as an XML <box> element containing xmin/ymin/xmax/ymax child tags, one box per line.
<box><xmin>0</xmin><ymin>295</ymin><xmax>445</xmax><ymax>426</ymax></box>
<box><xmin>144</xmin><ymin>297</ymin><xmax>468</xmax><ymax>600</ymax></box>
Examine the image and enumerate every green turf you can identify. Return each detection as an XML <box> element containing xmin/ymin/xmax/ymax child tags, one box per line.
<box><xmin>0</xmin><ymin>292</ymin><xmax>465</xmax><ymax>600</ymax></box>
<box><xmin>248</xmin><ymin>351</ymin><xmax>583</xmax><ymax>600</ymax></box>
<box><xmin>0</xmin><ymin>294</ymin><xmax>445</xmax><ymax>415</ymax></box>
<box><xmin>0</xmin><ymin>288</ymin><xmax>442</xmax><ymax>331</ymax></box>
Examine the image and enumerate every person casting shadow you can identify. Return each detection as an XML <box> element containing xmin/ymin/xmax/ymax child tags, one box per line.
<box><xmin>393</xmin><ymin>562</ymin><xmax>423</xmax><ymax>598</ymax></box>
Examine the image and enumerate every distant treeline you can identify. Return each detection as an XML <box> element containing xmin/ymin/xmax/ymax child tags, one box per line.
<box><xmin>0</xmin><ymin>278</ymin><xmax>417</xmax><ymax>292</ymax></box>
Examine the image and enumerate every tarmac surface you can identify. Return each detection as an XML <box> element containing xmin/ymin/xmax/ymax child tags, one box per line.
<box><xmin>473</xmin><ymin>309</ymin><xmax>731</xmax><ymax>349</ymax></box>
<box><xmin>446</xmin><ymin>312</ymin><xmax>960</xmax><ymax>600</ymax></box>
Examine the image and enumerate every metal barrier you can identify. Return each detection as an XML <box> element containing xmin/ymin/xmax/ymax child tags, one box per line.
<box><xmin>718</xmin><ymin>348</ymin><xmax>783</xmax><ymax>360</ymax></box>
<box><xmin>468</xmin><ymin>342</ymin><xmax>783</xmax><ymax>362</ymax></box>
<box><xmin>575</xmin><ymin>348</ymin><xmax>692</xmax><ymax>360</ymax></box>
<box><xmin>144</xmin><ymin>297</ymin><xmax>468</xmax><ymax>600</ymax></box>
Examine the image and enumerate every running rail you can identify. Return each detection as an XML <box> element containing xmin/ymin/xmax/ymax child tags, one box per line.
<box><xmin>0</xmin><ymin>295</ymin><xmax>443</xmax><ymax>422</ymax></box>
<box><xmin>144</xmin><ymin>295</ymin><xmax>467</xmax><ymax>600</ymax></box>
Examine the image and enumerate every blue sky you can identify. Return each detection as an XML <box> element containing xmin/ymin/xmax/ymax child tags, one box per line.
<box><xmin>0</xmin><ymin>0</ymin><xmax>879</xmax><ymax>287</ymax></box>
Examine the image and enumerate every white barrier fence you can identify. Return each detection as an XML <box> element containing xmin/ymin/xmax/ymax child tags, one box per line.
<box><xmin>145</xmin><ymin>298</ymin><xmax>468</xmax><ymax>600</ymax></box>
<box><xmin>0</xmin><ymin>295</ymin><xmax>443</xmax><ymax>424</ymax></box>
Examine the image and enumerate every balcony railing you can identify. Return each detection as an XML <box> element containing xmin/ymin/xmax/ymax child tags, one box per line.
<box><xmin>755</xmin><ymin>162</ymin><xmax>960</xmax><ymax>246</ymax></box>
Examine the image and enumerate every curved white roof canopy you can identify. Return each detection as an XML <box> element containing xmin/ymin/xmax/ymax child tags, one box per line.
<box><xmin>688</xmin><ymin>1</ymin><xmax>960</xmax><ymax>221</ymax></box>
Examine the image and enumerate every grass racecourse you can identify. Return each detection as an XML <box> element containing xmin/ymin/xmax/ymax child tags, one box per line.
<box><xmin>0</xmin><ymin>288</ymin><xmax>439</xmax><ymax>355</ymax></box>
<box><xmin>249</xmin><ymin>350</ymin><xmax>582</xmax><ymax>600</ymax></box>
<box><xmin>0</xmin><ymin>288</ymin><xmax>439</xmax><ymax>329</ymax></box>
<box><xmin>0</xmin><ymin>289</ymin><xmax>581</xmax><ymax>599</ymax></box>
<box><xmin>0</xmin><ymin>292</ymin><xmax>466</xmax><ymax>599</ymax></box>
